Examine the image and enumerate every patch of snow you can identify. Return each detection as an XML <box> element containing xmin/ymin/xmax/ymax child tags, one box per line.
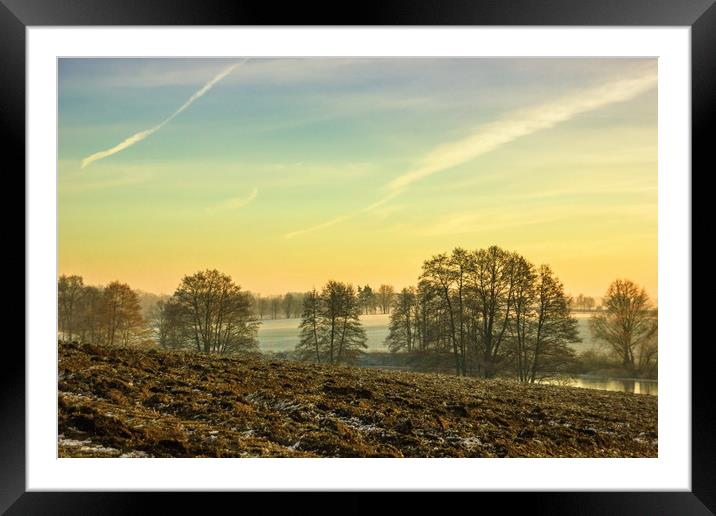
<box><xmin>459</xmin><ymin>436</ymin><xmax>483</xmax><ymax>448</ymax></box>
<box><xmin>547</xmin><ymin>420</ymin><xmax>572</xmax><ymax>428</ymax></box>
<box><xmin>78</xmin><ymin>444</ymin><xmax>119</xmax><ymax>454</ymax></box>
<box><xmin>59</xmin><ymin>437</ymin><xmax>91</xmax><ymax>448</ymax></box>
<box><xmin>119</xmin><ymin>451</ymin><xmax>150</xmax><ymax>458</ymax></box>
<box><xmin>60</xmin><ymin>437</ymin><xmax>121</xmax><ymax>456</ymax></box>
<box><xmin>333</xmin><ymin>415</ymin><xmax>380</xmax><ymax>435</ymax></box>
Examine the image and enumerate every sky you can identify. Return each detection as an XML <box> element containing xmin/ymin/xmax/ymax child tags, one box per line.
<box><xmin>58</xmin><ymin>58</ymin><xmax>657</xmax><ymax>301</ymax></box>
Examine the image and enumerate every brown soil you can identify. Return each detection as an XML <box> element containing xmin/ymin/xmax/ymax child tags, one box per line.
<box><xmin>58</xmin><ymin>342</ymin><xmax>657</xmax><ymax>458</ymax></box>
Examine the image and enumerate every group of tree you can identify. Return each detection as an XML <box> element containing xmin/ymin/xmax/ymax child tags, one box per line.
<box><xmin>252</xmin><ymin>292</ymin><xmax>305</xmax><ymax>320</ymax></box>
<box><xmin>385</xmin><ymin>246</ymin><xmax>581</xmax><ymax>381</ymax></box>
<box><xmin>58</xmin><ymin>275</ymin><xmax>149</xmax><ymax>347</ymax></box>
<box><xmin>356</xmin><ymin>284</ymin><xmax>395</xmax><ymax>314</ymax></box>
<box><xmin>384</xmin><ymin>247</ymin><xmax>658</xmax><ymax>381</ymax></box>
<box><xmin>59</xmin><ymin>270</ymin><xmax>261</xmax><ymax>355</ymax></box>
<box><xmin>569</xmin><ymin>294</ymin><xmax>598</xmax><ymax>311</ymax></box>
<box><xmin>295</xmin><ymin>281</ymin><xmax>368</xmax><ymax>365</ymax></box>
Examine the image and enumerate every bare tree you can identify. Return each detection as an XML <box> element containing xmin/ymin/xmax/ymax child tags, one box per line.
<box><xmin>525</xmin><ymin>265</ymin><xmax>580</xmax><ymax>383</ymax></box>
<box><xmin>151</xmin><ymin>298</ymin><xmax>191</xmax><ymax>350</ymax></box>
<box><xmin>295</xmin><ymin>281</ymin><xmax>367</xmax><ymax>365</ymax></box>
<box><xmin>636</xmin><ymin>310</ymin><xmax>658</xmax><ymax>377</ymax></box>
<box><xmin>58</xmin><ymin>275</ymin><xmax>85</xmax><ymax>342</ymax></box>
<box><xmin>77</xmin><ymin>285</ymin><xmax>103</xmax><ymax>344</ymax></box>
<box><xmin>270</xmin><ymin>296</ymin><xmax>280</xmax><ymax>320</ymax></box>
<box><xmin>282</xmin><ymin>293</ymin><xmax>294</xmax><ymax>319</ymax></box>
<box><xmin>293</xmin><ymin>293</ymin><xmax>305</xmax><ymax>318</ymax></box>
<box><xmin>421</xmin><ymin>253</ymin><xmax>462</xmax><ymax>375</ymax></box>
<box><xmin>257</xmin><ymin>296</ymin><xmax>269</xmax><ymax>320</ymax></box>
<box><xmin>377</xmin><ymin>284</ymin><xmax>395</xmax><ymax>314</ymax></box>
<box><xmin>358</xmin><ymin>285</ymin><xmax>377</xmax><ymax>315</ymax></box>
<box><xmin>296</xmin><ymin>289</ymin><xmax>322</xmax><ymax>362</ymax></box>
<box><xmin>386</xmin><ymin>287</ymin><xmax>417</xmax><ymax>353</ymax></box>
<box><xmin>468</xmin><ymin>246</ymin><xmax>520</xmax><ymax>378</ymax></box>
<box><xmin>100</xmin><ymin>281</ymin><xmax>145</xmax><ymax>347</ymax></box>
<box><xmin>509</xmin><ymin>256</ymin><xmax>537</xmax><ymax>383</ymax></box>
<box><xmin>171</xmin><ymin>269</ymin><xmax>260</xmax><ymax>354</ymax></box>
<box><xmin>590</xmin><ymin>279</ymin><xmax>657</xmax><ymax>374</ymax></box>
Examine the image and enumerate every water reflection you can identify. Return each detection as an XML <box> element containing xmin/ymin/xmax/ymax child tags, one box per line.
<box><xmin>554</xmin><ymin>376</ymin><xmax>658</xmax><ymax>395</ymax></box>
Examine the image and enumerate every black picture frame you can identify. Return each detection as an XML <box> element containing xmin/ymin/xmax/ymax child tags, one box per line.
<box><xmin>4</xmin><ymin>0</ymin><xmax>711</xmax><ymax>513</ymax></box>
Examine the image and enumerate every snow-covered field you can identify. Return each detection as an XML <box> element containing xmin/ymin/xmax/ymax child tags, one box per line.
<box><xmin>257</xmin><ymin>312</ymin><xmax>599</xmax><ymax>353</ymax></box>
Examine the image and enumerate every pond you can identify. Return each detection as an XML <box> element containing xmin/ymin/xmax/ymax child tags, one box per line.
<box><xmin>549</xmin><ymin>376</ymin><xmax>658</xmax><ymax>395</ymax></box>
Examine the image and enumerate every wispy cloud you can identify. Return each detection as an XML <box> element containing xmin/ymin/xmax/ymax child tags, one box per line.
<box><xmin>284</xmin><ymin>65</ymin><xmax>657</xmax><ymax>238</ymax></box>
<box><xmin>81</xmin><ymin>61</ymin><xmax>245</xmax><ymax>169</ymax></box>
<box><xmin>415</xmin><ymin>200</ymin><xmax>656</xmax><ymax>238</ymax></box>
<box><xmin>206</xmin><ymin>188</ymin><xmax>258</xmax><ymax>214</ymax></box>
<box><xmin>385</xmin><ymin>67</ymin><xmax>657</xmax><ymax>193</ymax></box>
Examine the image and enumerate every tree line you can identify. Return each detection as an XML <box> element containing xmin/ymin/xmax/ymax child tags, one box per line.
<box><xmin>251</xmin><ymin>284</ymin><xmax>396</xmax><ymax>320</ymax></box>
<box><xmin>253</xmin><ymin>293</ymin><xmax>305</xmax><ymax>320</ymax></box>
<box><xmin>59</xmin><ymin>247</ymin><xmax>657</xmax><ymax>380</ymax></box>
<box><xmin>569</xmin><ymin>294</ymin><xmax>598</xmax><ymax>311</ymax></box>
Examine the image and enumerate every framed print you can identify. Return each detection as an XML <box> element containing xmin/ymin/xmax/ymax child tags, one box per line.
<box><xmin>5</xmin><ymin>0</ymin><xmax>712</xmax><ymax>513</ymax></box>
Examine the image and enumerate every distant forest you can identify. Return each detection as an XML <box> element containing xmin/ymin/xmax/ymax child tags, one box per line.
<box><xmin>58</xmin><ymin>245</ymin><xmax>657</xmax><ymax>381</ymax></box>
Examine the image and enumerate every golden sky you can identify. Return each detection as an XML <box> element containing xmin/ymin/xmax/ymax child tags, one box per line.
<box><xmin>58</xmin><ymin>58</ymin><xmax>657</xmax><ymax>302</ymax></box>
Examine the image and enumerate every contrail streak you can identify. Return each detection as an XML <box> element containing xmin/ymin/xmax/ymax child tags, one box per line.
<box><xmin>81</xmin><ymin>61</ymin><xmax>244</xmax><ymax>169</ymax></box>
<box><xmin>386</xmin><ymin>69</ymin><xmax>657</xmax><ymax>193</ymax></box>
<box><xmin>284</xmin><ymin>191</ymin><xmax>400</xmax><ymax>239</ymax></box>
<box><xmin>284</xmin><ymin>66</ymin><xmax>657</xmax><ymax>238</ymax></box>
